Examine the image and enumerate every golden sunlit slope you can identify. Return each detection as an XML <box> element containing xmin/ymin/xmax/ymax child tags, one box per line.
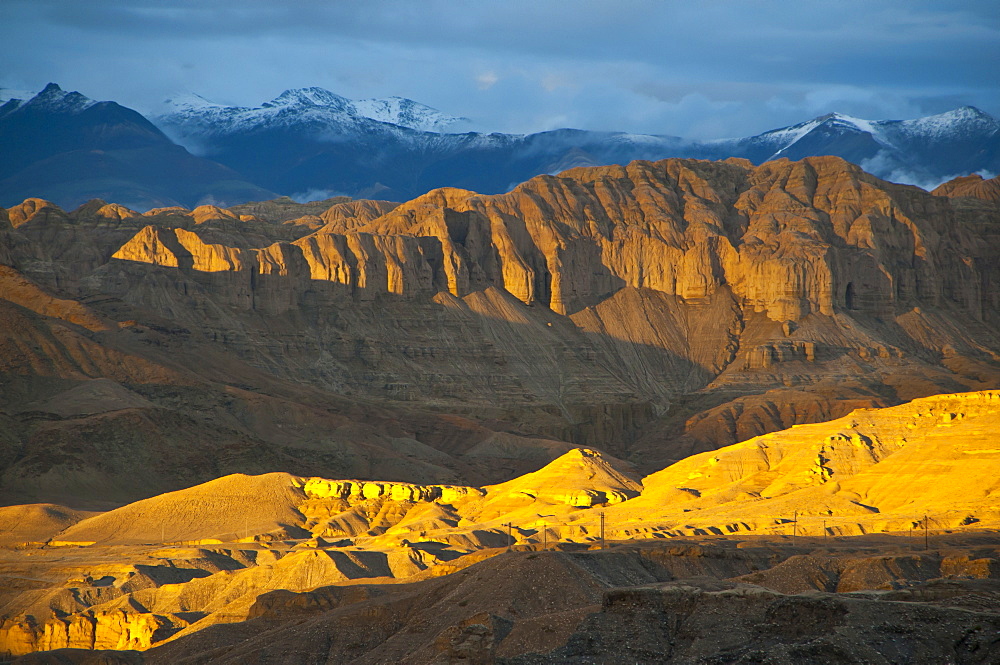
<box><xmin>1</xmin><ymin>394</ymin><xmax>999</xmax><ymax>658</ymax></box>
<box><xmin>461</xmin><ymin>447</ymin><xmax>642</xmax><ymax>525</ymax></box>
<box><xmin>608</xmin><ymin>390</ymin><xmax>1000</xmax><ymax>536</ymax></box>
<box><xmin>0</xmin><ymin>504</ymin><xmax>97</xmax><ymax>547</ymax></box>
<box><xmin>55</xmin><ymin>473</ymin><xmax>308</xmax><ymax>545</ymax></box>
<box><xmin>43</xmin><ymin>449</ymin><xmax>642</xmax><ymax>550</ymax></box>
<box><xmin>17</xmin><ymin>391</ymin><xmax>1000</xmax><ymax>552</ymax></box>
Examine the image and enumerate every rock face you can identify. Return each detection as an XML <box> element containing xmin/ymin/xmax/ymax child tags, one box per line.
<box><xmin>1</xmin><ymin>156</ymin><xmax>999</xmax><ymax>502</ymax></box>
<box><xmin>8</xmin><ymin>389</ymin><xmax>996</xmax><ymax>659</ymax></box>
<box><xmin>934</xmin><ymin>172</ymin><xmax>1000</xmax><ymax>203</ymax></box>
<box><xmin>95</xmin><ymin>155</ymin><xmax>1000</xmax><ymax>333</ymax></box>
<box><xmin>4</xmin><ymin>542</ymin><xmax>999</xmax><ymax>663</ymax></box>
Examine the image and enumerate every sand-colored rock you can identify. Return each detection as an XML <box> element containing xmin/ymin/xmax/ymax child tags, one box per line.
<box><xmin>227</xmin><ymin>195</ymin><xmax>357</xmax><ymax>223</ymax></box>
<box><xmin>91</xmin><ymin>159</ymin><xmax>1000</xmax><ymax>458</ymax></box>
<box><xmin>348</xmin><ymin>157</ymin><xmax>992</xmax><ymax>322</ymax></box>
<box><xmin>610</xmin><ymin>390</ymin><xmax>1000</xmax><ymax>538</ymax></box>
<box><xmin>4</xmin><ymin>157</ymin><xmax>1000</xmax><ymax>487</ymax></box>
<box><xmin>302</xmin><ymin>478</ymin><xmax>483</xmax><ymax>505</ymax></box>
<box><xmin>56</xmin><ymin>473</ymin><xmax>308</xmax><ymax>546</ymax></box>
<box><xmin>1</xmin><ymin>403</ymin><xmax>999</xmax><ymax>660</ymax></box>
<box><xmin>479</xmin><ymin>448</ymin><xmax>641</xmax><ymax>510</ymax></box>
<box><xmin>933</xmin><ymin>173</ymin><xmax>1000</xmax><ymax>203</ymax></box>
<box><xmin>107</xmin><ymin>544</ymin><xmax>1000</xmax><ymax>664</ymax></box>
<box><xmin>318</xmin><ymin>199</ymin><xmax>400</xmax><ymax>231</ymax></box>
<box><xmin>0</xmin><ymin>504</ymin><xmax>96</xmax><ymax>547</ymax></box>
<box><xmin>0</xmin><ymin>258</ymin><xmax>591</xmax><ymax>508</ymax></box>
<box><xmin>99</xmin><ymin>156</ymin><xmax>998</xmax><ymax>326</ymax></box>
<box><xmin>0</xmin><ymin>265</ymin><xmax>110</xmax><ymax>332</ymax></box>
<box><xmin>2</xmin><ymin>157</ymin><xmax>999</xmax><ymax>662</ymax></box>
<box><xmin>4</xmin><ymin>199</ymin><xmax>69</xmax><ymax>229</ymax></box>
<box><xmin>27</xmin><ymin>379</ymin><xmax>155</xmax><ymax>419</ymax></box>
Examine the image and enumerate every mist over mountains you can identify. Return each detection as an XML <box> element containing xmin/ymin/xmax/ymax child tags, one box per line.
<box><xmin>1</xmin><ymin>83</ymin><xmax>998</xmax><ymax>210</ymax></box>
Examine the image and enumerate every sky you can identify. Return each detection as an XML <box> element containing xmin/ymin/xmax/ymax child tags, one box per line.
<box><xmin>2</xmin><ymin>0</ymin><xmax>998</xmax><ymax>139</ymax></box>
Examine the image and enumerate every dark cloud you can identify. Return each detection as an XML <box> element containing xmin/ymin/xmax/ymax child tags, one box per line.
<box><xmin>2</xmin><ymin>0</ymin><xmax>997</xmax><ymax>137</ymax></box>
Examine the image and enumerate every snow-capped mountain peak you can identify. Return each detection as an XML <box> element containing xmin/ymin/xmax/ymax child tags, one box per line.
<box><xmin>898</xmin><ymin>105</ymin><xmax>999</xmax><ymax>139</ymax></box>
<box><xmin>754</xmin><ymin>116</ymin><xmax>823</xmax><ymax>145</ymax></box>
<box><xmin>18</xmin><ymin>83</ymin><xmax>97</xmax><ymax>114</ymax></box>
<box><xmin>816</xmin><ymin>112</ymin><xmax>881</xmax><ymax>135</ymax></box>
<box><xmin>353</xmin><ymin>95</ymin><xmax>468</xmax><ymax>132</ymax></box>
<box><xmin>154</xmin><ymin>86</ymin><xmax>470</xmax><ymax>138</ymax></box>
<box><xmin>6</xmin><ymin>81</ymin><xmax>999</xmax><ymax>208</ymax></box>
<box><xmin>161</xmin><ymin>91</ymin><xmax>227</xmax><ymax>112</ymax></box>
<box><xmin>264</xmin><ymin>87</ymin><xmax>353</xmax><ymax>111</ymax></box>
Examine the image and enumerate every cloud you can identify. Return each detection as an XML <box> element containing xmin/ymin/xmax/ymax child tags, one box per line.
<box><xmin>475</xmin><ymin>71</ymin><xmax>499</xmax><ymax>91</ymax></box>
<box><xmin>291</xmin><ymin>188</ymin><xmax>345</xmax><ymax>204</ymax></box>
<box><xmin>861</xmin><ymin>151</ymin><xmax>998</xmax><ymax>191</ymax></box>
<box><xmin>1</xmin><ymin>0</ymin><xmax>997</xmax><ymax>137</ymax></box>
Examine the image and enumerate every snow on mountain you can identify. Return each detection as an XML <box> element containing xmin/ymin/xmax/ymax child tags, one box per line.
<box><xmin>606</xmin><ymin>132</ymin><xmax>685</xmax><ymax>147</ymax></box>
<box><xmin>263</xmin><ymin>87</ymin><xmax>355</xmax><ymax>112</ymax></box>
<box><xmin>160</xmin><ymin>91</ymin><xmax>227</xmax><ymax>112</ymax></box>
<box><xmin>748</xmin><ymin>116</ymin><xmax>824</xmax><ymax>147</ymax></box>
<box><xmin>726</xmin><ymin>112</ymin><xmax>891</xmax><ymax>162</ymax></box>
<box><xmin>353</xmin><ymin>96</ymin><xmax>467</xmax><ymax>132</ymax></box>
<box><xmin>101</xmin><ymin>83</ymin><xmax>1000</xmax><ymax>201</ymax></box>
<box><xmin>822</xmin><ymin>112</ymin><xmax>882</xmax><ymax>136</ymax></box>
<box><xmin>15</xmin><ymin>83</ymin><xmax>97</xmax><ymax>114</ymax></box>
<box><xmin>893</xmin><ymin>106</ymin><xmax>1000</xmax><ymax>140</ymax></box>
<box><xmin>155</xmin><ymin>86</ymin><xmax>466</xmax><ymax>141</ymax></box>
<box><xmin>705</xmin><ymin>107</ymin><xmax>999</xmax><ymax>178</ymax></box>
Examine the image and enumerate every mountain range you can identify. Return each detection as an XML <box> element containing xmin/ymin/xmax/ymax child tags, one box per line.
<box><xmin>0</xmin><ymin>84</ymin><xmax>274</xmax><ymax>211</ymax></box>
<box><xmin>3</xmin><ymin>154</ymin><xmax>999</xmax><ymax>508</ymax></box>
<box><xmin>2</xmin><ymin>132</ymin><xmax>1000</xmax><ymax>659</ymax></box>
<box><xmin>2</xmin><ymin>84</ymin><xmax>997</xmax><ymax>210</ymax></box>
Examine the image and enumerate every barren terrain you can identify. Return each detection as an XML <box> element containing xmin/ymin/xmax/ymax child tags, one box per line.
<box><xmin>2</xmin><ymin>157</ymin><xmax>999</xmax><ymax>661</ymax></box>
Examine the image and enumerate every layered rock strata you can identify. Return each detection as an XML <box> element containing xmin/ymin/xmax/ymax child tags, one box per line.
<box><xmin>1</xmin><ymin>158</ymin><xmax>999</xmax><ymax>491</ymax></box>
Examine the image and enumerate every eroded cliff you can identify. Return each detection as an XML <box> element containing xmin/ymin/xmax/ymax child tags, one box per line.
<box><xmin>1</xmin><ymin>157</ymin><xmax>999</xmax><ymax>497</ymax></box>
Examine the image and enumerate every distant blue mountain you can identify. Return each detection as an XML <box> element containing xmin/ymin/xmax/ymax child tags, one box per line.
<box><xmin>0</xmin><ymin>84</ymin><xmax>275</xmax><ymax>210</ymax></box>
<box><xmin>153</xmin><ymin>87</ymin><xmax>1000</xmax><ymax>200</ymax></box>
<box><xmin>2</xmin><ymin>83</ymin><xmax>997</xmax><ymax>209</ymax></box>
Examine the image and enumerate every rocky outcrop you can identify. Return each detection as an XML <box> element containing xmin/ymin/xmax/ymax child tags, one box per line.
<box><xmin>615</xmin><ymin>390</ymin><xmax>1000</xmax><ymax>538</ymax></box>
<box><xmin>127</xmin><ymin>547</ymin><xmax>1000</xmax><ymax>663</ymax></box>
<box><xmin>98</xmin><ymin>156</ymin><xmax>997</xmax><ymax>322</ymax></box>
<box><xmin>226</xmin><ymin>195</ymin><xmax>353</xmax><ymax>222</ymax></box>
<box><xmin>0</xmin><ymin>611</ymin><xmax>174</xmax><ymax>655</ymax></box>
<box><xmin>504</xmin><ymin>576</ymin><xmax>1000</xmax><ymax>665</ymax></box>
<box><xmin>303</xmin><ymin>478</ymin><xmax>484</xmax><ymax>504</ymax></box>
<box><xmin>348</xmin><ymin>157</ymin><xmax>993</xmax><ymax>322</ymax></box>
<box><xmin>2</xmin><ymin>156</ymin><xmax>1000</xmax><ymax>489</ymax></box>
<box><xmin>478</xmin><ymin>447</ymin><xmax>641</xmax><ymax>510</ymax></box>
<box><xmin>933</xmin><ymin>173</ymin><xmax>1000</xmax><ymax>203</ymax></box>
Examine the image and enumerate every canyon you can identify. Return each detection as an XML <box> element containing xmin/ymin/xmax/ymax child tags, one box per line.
<box><xmin>2</xmin><ymin>156</ymin><xmax>999</xmax><ymax>505</ymax></box>
<box><xmin>1</xmin><ymin>155</ymin><xmax>999</xmax><ymax>661</ymax></box>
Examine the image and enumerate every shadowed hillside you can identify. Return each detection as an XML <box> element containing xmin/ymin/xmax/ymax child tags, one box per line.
<box><xmin>2</xmin><ymin>157</ymin><xmax>999</xmax><ymax>508</ymax></box>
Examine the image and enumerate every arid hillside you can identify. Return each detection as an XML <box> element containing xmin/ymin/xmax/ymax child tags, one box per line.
<box><xmin>1</xmin><ymin>156</ymin><xmax>999</xmax><ymax>508</ymax></box>
<box><xmin>0</xmin><ymin>391</ymin><xmax>998</xmax><ymax>661</ymax></box>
